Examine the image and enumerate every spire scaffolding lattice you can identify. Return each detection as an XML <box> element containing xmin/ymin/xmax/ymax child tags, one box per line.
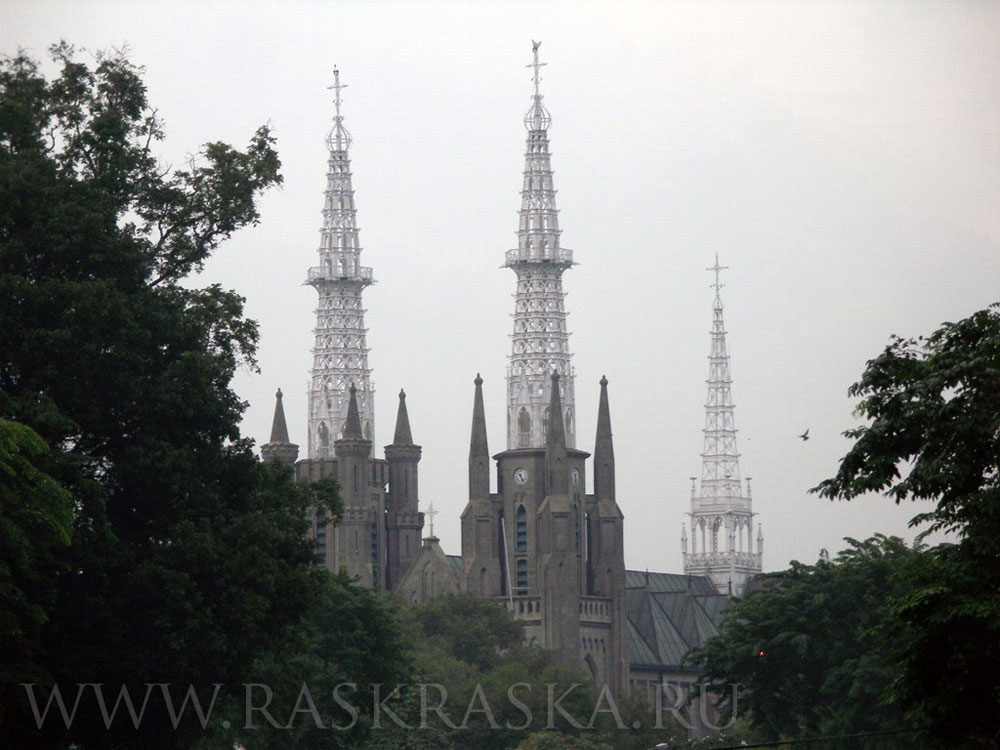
<box><xmin>506</xmin><ymin>41</ymin><xmax>576</xmax><ymax>450</ymax></box>
<box><xmin>307</xmin><ymin>68</ymin><xmax>375</xmax><ymax>457</ymax></box>
<box><xmin>682</xmin><ymin>257</ymin><xmax>762</xmax><ymax>596</ymax></box>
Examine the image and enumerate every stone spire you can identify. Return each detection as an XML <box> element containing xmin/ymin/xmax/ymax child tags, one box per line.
<box><xmin>593</xmin><ymin>376</ymin><xmax>615</xmax><ymax>501</ymax></box>
<box><xmin>505</xmin><ymin>41</ymin><xmax>576</xmax><ymax>451</ymax></box>
<box><xmin>683</xmin><ymin>256</ymin><xmax>762</xmax><ymax>596</ymax></box>
<box><xmin>385</xmin><ymin>387</ymin><xmax>422</xmax><ymax>590</ymax></box>
<box><xmin>261</xmin><ymin>388</ymin><xmax>299</xmax><ymax>466</ymax></box>
<box><xmin>269</xmin><ymin>388</ymin><xmax>290</xmax><ymax>443</ymax></box>
<box><xmin>469</xmin><ymin>374</ymin><xmax>490</xmax><ymax>500</ymax></box>
<box><xmin>306</xmin><ymin>67</ymin><xmax>375</xmax><ymax>458</ymax></box>
<box><xmin>544</xmin><ymin>371</ymin><xmax>569</xmax><ymax>496</ymax></box>
<box><xmin>343</xmin><ymin>382</ymin><xmax>363</xmax><ymax>439</ymax></box>
<box><xmin>392</xmin><ymin>389</ymin><xmax>413</xmax><ymax>445</ymax></box>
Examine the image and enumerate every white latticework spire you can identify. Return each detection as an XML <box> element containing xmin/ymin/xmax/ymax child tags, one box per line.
<box><xmin>505</xmin><ymin>41</ymin><xmax>576</xmax><ymax>450</ymax></box>
<box><xmin>683</xmin><ymin>256</ymin><xmax>762</xmax><ymax>596</ymax></box>
<box><xmin>306</xmin><ymin>68</ymin><xmax>375</xmax><ymax>458</ymax></box>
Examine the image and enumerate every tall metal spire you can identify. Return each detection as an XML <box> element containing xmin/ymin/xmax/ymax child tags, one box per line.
<box><xmin>306</xmin><ymin>68</ymin><xmax>375</xmax><ymax>457</ymax></box>
<box><xmin>506</xmin><ymin>41</ymin><xmax>576</xmax><ymax>450</ymax></box>
<box><xmin>683</xmin><ymin>257</ymin><xmax>762</xmax><ymax>596</ymax></box>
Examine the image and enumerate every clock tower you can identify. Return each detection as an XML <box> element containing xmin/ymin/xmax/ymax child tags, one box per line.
<box><xmin>458</xmin><ymin>43</ymin><xmax>627</xmax><ymax>692</ymax></box>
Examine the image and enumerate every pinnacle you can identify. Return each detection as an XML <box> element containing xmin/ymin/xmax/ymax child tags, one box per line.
<box><xmin>393</xmin><ymin>388</ymin><xmax>413</xmax><ymax>445</ymax></box>
<box><xmin>343</xmin><ymin>383</ymin><xmax>363</xmax><ymax>439</ymax></box>
<box><xmin>268</xmin><ymin>388</ymin><xmax>291</xmax><ymax>444</ymax></box>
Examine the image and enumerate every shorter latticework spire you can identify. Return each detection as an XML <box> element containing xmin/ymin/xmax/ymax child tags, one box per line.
<box><xmin>683</xmin><ymin>257</ymin><xmax>762</xmax><ymax>596</ymax></box>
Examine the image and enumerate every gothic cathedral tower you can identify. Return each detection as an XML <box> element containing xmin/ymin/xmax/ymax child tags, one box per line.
<box><xmin>307</xmin><ymin>68</ymin><xmax>376</xmax><ymax>458</ymax></box>
<box><xmin>460</xmin><ymin>43</ymin><xmax>627</xmax><ymax>692</ymax></box>
<box><xmin>285</xmin><ymin>70</ymin><xmax>423</xmax><ymax>591</ymax></box>
<box><xmin>682</xmin><ymin>257</ymin><xmax>763</xmax><ymax>596</ymax></box>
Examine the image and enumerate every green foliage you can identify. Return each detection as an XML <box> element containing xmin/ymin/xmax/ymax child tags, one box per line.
<box><xmin>515</xmin><ymin>730</ymin><xmax>614</xmax><ymax>750</ymax></box>
<box><xmin>814</xmin><ymin>303</ymin><xmax>1000</xmax><ymax>544</ymax></box>
<box><xmin>400</xmin><ymin>594</ymin><xmax>599</xmax><ymax>750</ymax></box>
<box><xmin>198</xmin><ymin>571</ymin><xmax>413</xmax><ymax>750</ymax></box>
<box><xmin>409</xmin><ymin>592</ymin><xmax>524</xmax><ymax>672</ymax></box>
<box><xmin>814</xmin><ymin>305</ymin><xmax>1000</xmax><ymax>749</ymax></box>
<box><xmin>0</xmin><ymin>43</ymin><xmax>353</xmax><ymax>749</ymax></box>
<box><xmin>690</xmin><ymin>535</ymin><xmax>924</xmax><ymax>748</ymax></box>
<box><xmin>0</xmin><ymin>419</ymin><xmax>72</xmax><ymax>687</ymax></box>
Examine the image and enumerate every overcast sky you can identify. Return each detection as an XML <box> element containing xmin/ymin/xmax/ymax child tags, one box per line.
<box><xmin>5</xmin><ymin>1</ymin><xmax>998</xmax><ymax>574</ymax></box>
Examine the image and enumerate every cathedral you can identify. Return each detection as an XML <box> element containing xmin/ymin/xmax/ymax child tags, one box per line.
<box><xmin>260</xmin><ymin>44</ymin><xmax>763</xmax><ymax>705</ymax></box>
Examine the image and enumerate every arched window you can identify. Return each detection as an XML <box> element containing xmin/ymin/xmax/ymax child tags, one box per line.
<box><xmin>518</xmin><ymin>408</ymin><xmax>531</xmax><ymax>448</ymax></box>
<box><xmin>516</xmin><ymin>505</ymin><xmax>527</xmax><ymax>553</ymax></box>
<box><xmin>542</xmin><ymin>407</ymin><xmax>550</xmax><ymax>438</ymax></box>
<box><xmin>515</xmin><ymin>558</ymin><xmax>528</xmax><ymax>595</ymax></box>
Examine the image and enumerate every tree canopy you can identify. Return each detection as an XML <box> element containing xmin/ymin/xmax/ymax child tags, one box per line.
<box><xmin>690</xmin><ymin>535</ymin><xmax>924</xmax><ymax>748</ymax></box>
<box><xmin>0</xmin><ymin>44</ymin><xmax>347</xmax><ymax>749</ymax></box>
<box><xmin>814</xmin><ymin>305</ymin><xmax>1000</xmax><ymax>748</ymax></box>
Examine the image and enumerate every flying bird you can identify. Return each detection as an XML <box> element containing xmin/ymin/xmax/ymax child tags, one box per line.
<box><xmin>799</xmin><ymin>429</ymin><xmax>810</xmax><ymax>441</ymax></box>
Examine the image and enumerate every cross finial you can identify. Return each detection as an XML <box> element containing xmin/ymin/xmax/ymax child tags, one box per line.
<box><xmin>326</xmin><ymin>67</ymin><xmax>353</xmax><ymax>151</ymax></box>
<box><xmin>328</xmin><ymin>67</ymin><xmax>348</xmax><ymax>118</ymax></box>
<box><xmin>528</xmin><ymin>40</ymin><xmax>547</xmax><ymax>99</ymax></box>
<box><xmin>708</xmin><ymin>253</ymin><xmax>729</xmax><ymax>299</ymax></box>
<box><xmin>425</xmin><ymin>501</ymin><xmax>439</xmax><ymax>537</ymax></box>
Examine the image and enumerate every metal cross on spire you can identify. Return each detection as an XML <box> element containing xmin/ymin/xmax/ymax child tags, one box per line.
<box><xmin>425</xmin><ymin>501</ymin><xmax>439</xmax><ymax>538</ymax></box>
<box><xmin>328</xmin><ymin>67</ymin><xmax>347</xmax><ymax>117</ymax></box>
<box><xmin>325</xmin><ymin>67</ymin><xmax>352</xmax><ymax>151</ymax></box>
<box><xmin>708</xmin><ymin>253</ymin><xmax>729</xmax><ymax>300</ymax></box>
<box><xmin>523</xmin><ymin>40</ymin><xmax>551</xmax><ymax>131</ymax></box>
<box><xmin>528</xmin><ymin>40</ymin><xmax>547</xmax><ymax>98</ymax></box>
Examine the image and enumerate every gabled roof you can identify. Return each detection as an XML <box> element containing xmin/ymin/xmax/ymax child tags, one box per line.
<box><xmin>624</xmin><ymin>569</ymin><xmax>730</xmax><ymax>671</ymax></box>
<box><xmin>625</xmin><ymin>569</ymin><xmax>718</xmax><ymax>595</ymax></box>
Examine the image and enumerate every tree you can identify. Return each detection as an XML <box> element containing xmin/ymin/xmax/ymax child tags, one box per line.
<box><xmin>0</xmin><ymin>44</ymin><xmax>340</xmax><ymax>748</ymax></box>
<box><xmin>814</xmin><ymin>305</ymin><xmax>1000</xmax><ymax>749</ymax></box>
<box><xmin>689</xmin><ymin>536</ymin><xmax>926</xmax><ymax>749</ymax></box>
<box><xmin>0</xmin><ymin>419</ymin><xmax>72</xmax><ymax>717</ymax></box>
<box><xmin>401</xmin><ymin>594</ymin><xmax>598</xmax><ymax>750</ymax></box>
<box><xmin>515</xmin><ymin>731</ymin><xmax>613</xmax><ymax>750</ymax></box>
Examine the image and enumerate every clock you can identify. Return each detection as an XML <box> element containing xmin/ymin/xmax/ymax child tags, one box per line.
<box><xmin>513</xmin><ymin>468</ymin><xmax>529</xmax><ymax>484</ymax></box>
<box><xmin>571</xmin><ymin>468</ymin><xmax>580</xmax><ymax>485</ymax></box>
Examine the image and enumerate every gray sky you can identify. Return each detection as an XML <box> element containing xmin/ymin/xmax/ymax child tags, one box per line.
<box><xmin>4</xmin><ymin>0</ymin><xmax>998</xmax><ymax>573</ymax></box>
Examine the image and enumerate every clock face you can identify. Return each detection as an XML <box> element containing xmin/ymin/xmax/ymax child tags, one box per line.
<box><xmin>513</xmin><ymin>468</ymin><xmax>529</xmax><ymax>484</ymax></box>
<box><xmin>571</xmin><ymin>468</ymin><xmax>580</xmax><ymax>485</ymax></box>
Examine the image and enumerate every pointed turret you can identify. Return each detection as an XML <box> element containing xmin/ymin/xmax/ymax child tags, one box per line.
<box><xmin>385</xmin><ymin>388</ymin><xmax>423</xmax><ymax>590</ymax></box>
<box><xmin>469</xmin><ymin>374</ymin><xmax>490</xmax><ymax>500</ymax></box>
<box><xmin>461</xmin><ymin>373</ymin><xmax>500</xmax><ymax>596</ymax></box>
<box><xmin>505</xmin><ymin>41</ymin><xmax>576</xmax><ymax>450</ymax></box>
<box><xmin>392</xmin><ymin>389</ymin><xmax>413</xmax><ymax>445</ymax></box>
<box><xmin>683</xmin><ymin>257</ymin><xmax>762</xmax><ymax>597</ymax></box>
<box><xmin>544</xmin><ymin>371</ymin><xmax>568</xmax><ymax>496</ymax></box>
<box><xmin>307</xmin><ymin>67</ymin><xmax>376</xmax><ymax>458</ymax></box>
<box><xmin>343</xmin><ymin>383</ymin><xmax>363</xmax><ymax>439</ymax></box>
<box><xmin>261</xmin><ymin>388</ymin><xmax>299</xmax><ymax>466</ymax></box>
<box><xmin>269</xmin><ymin>388</ymin><xmax>291</xmax><ymax>443</ymax></box>
<box><xmin>593</xmin><ymin>375</ymin><xmax>615</xmax><ymax>501</ymax></box>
